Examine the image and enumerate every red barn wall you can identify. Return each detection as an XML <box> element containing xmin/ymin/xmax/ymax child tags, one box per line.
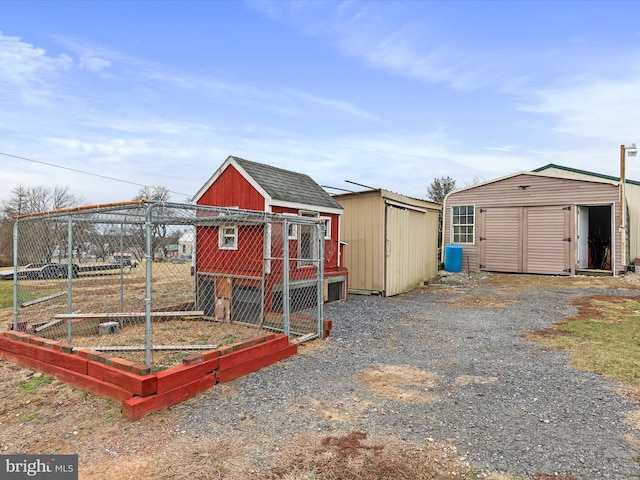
<box><xmin>271</xmin><ymin>206</ymin><xmax>341</xmax><ymax>270</ymax></box>
<box><xmin>197</xmin><ymin>165</ymin><xmax>265</xmax><ymax>210</ymax></box>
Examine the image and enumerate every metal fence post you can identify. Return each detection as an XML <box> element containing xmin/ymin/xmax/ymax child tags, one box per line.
<box><xmin>12</xmin><ymin>220</ymin><xmax>19</xmax><ymax>331</ymax></box>
<box><xmin>144</xmin><ymin>204</ymin><xmax>153</xmax><ymax>367</ymax></box>
<box><xmin>316</xmin><ymin>222</ymin><xmax>325</xmax><ymax>339</ymax></box>
<box><xmin>282</xmin><ymin>218</ymin><xmax>290</xmax><ymax>338</ymax></box>
<box><xmin>67</xmin><ymin>216</ymin><xmax>74</xmax><ymax>343</ymax></box>
<box><xmin>119</xmin><ymin>222</ymin><xmax>125</xmax><ymax>313</ymax></box>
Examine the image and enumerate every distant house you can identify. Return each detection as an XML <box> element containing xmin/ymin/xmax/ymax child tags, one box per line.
<box><xmin>333</xmin><ymin>189</ymin><xmax>441</xmax><ymax>296</ymax></box>
<box><xmin>178</xmin><ymin>228</ymin><xmax>194</xmax><ymax>258</ymax></box>
<box><xmin>192</xmin><ymin>156</ymin><xmax>348</xmax><ymax>321</ymax></box>
<box><xmin>442</xmin><ymin>164</ymin><xmax>640</xmax><ymax>276</ymax></box>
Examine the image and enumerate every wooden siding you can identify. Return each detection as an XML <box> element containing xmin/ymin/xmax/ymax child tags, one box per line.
<box><xmin>444</xmin><ymin>173</ymin><xmax>621</xmax><ymax>274</ymax></box>
<box><xmin>196</xmin><ymin>164</ymin><xmax>265</xmax><ymax>211</ymax></box>
<box><xmin>271</xmin><ymin>206</ymin><xmax>341</xmax><ymax>270</ymax></box>
<box><xmin>336</xmin><ymin>190</ymin><xmax>440</xmax><ymax>296</ymax></box>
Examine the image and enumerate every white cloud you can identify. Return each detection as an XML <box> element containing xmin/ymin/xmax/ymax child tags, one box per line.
<box><xmin>484</xmin><ymin>145</ymin><xmax>517</xmax><ymax>152</ymax></box>
<box><xmin>519</xmin><ymin>71</ymin><xmax>640</xmax><ymax>142</ymax></box>
<box><xmin>0</xmin><ymin>31</ymin><xmax>73</xmax><ymax>104</ymax></box>
<box><xmin>286</xmin><ymin>89</ymin><xmax>379</xmax><ymax>121</ymax></box>
<box><xmin>0</xmin><ymin>31</ymin><xmax>73</xmax><ymax>84</ymax></box>
<box><xmin>79</xmin><ymin>55</ymin><xmax>111</xmax><ymax>72</ymax></box>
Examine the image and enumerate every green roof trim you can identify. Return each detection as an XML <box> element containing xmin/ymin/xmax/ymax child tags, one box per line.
<box><xmin>533</xmin><ymin>163</ymin><xmax>640</xmax><ymax>186</ymax></box>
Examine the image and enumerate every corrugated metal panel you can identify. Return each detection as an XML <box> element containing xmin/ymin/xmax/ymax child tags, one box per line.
<box><xmin>337</xmin><ymin>192</ymin><xmax>385</xmax><ymax>293</ymax></box>
<box><xmin>336</xmin><ymin>190</ymin><xmax>440</xmax><ymax>295</ymax></box>
<box><xmin>478</xmin><ymin>207</ymin><xmax>521</xmax><ymax>272</ymax></box>
<box><xmin>385</xmin><ymin>204</ymin><xmax>439</xmax><ymax>296</ymax></box>
<box><xmin>625</xmin><ymin>184</ymin><xmax>640</xmax><ymax>262</ymax></box>
<box><xmin>443</xmin><ymin>173</ymin><xmax>621</xmax><ymax>273</ymax></box>
<box><xmin>525</xmin><ymin>206</ymin><xmax>571</xmax><ymax>275</ymax></box>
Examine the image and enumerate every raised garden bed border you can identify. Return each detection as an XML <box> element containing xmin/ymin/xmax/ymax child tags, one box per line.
<box><xmin>0</xmin><ymin>331</ymin><xmax>311</xmax><ymax>420</ymax></box>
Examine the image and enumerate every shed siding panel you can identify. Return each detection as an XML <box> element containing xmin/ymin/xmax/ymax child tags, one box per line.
<box><xmin>479</xmin><ymin>207</ymin><xmax>521</xmax><ymax>272</ymax></box>
<box><xmin>338</xmin><ymin>193</ymin><xmax>385</xmax><ymax>293</ymax></box>
<box><xmin>337</xmin><ymin>191</ymin><xmax>440</xmax><ymax>295</ymax></box>
<box><xmin>444</xmin><ymin>173</ymin><xmax>620</xmax><ymax>273</ymax></box>
<box><xmin>625</xmin><ymin>185</ymin><xmax>640</xmax><ymax>262</ymax></box>
<box><xmin>525</xmin><ymin>206</ymin><xmax>570</xmax><ymax>275</ymax></box>
<box><xmin>385</xmin><ymin>205</ymin><xmax>439</xmax><ymax>296</ymax></box>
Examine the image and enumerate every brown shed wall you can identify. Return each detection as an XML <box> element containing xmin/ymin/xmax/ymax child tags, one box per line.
<box><xmin>443</xmin><ymin>173</ymin><xmax>621</xmax><ymax>275</ymax></box>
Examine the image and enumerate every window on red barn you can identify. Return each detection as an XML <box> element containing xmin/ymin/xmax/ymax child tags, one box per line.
<box><xmin>218</xmin><ymin>225</ymin><xmax>238</xmax><ymax>250</ymax></box>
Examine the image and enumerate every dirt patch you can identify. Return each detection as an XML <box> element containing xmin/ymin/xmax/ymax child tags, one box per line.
<box><xmin>441</xmin><ymin>294</ymin><xmax>515</xmax><ymax>308</ymax></box>
<box><xmin>356</xmin><ymin>365</ymin><xmax>439</xmax><ymax>402</ymax></box>
<box><xmin>625</xmin><ymin>410</ymin><xmax>640</xmax><ymax>430</ymax></box>
<box><xmin>263</xmin><ymin>431</ymin><xmax>482</xmax><ymax>480</ymax></box>
<box><xmin>70</xmin><ymin>319</ymin><xmax>260</xmax><ymax>368</ymax></box>
<box><xmin>484</xmin><ymin>272</ymin><xmax>640</xmax><ymax>290</ymax></box>
<box><xmin>453</xmin><ymin>375</ymin><xmax>499</xmax><ymax>387</ymax></box>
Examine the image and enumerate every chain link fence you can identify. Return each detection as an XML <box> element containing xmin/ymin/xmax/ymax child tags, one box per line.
<box><xmin>9</xmin><ymin>201</ymin><xmax>325</xmax><ymax>368</ymax></box>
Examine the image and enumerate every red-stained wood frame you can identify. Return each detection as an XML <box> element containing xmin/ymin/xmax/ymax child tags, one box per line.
<box><xmin>0</xmin><ymin>330</ymin><xmax>316</xmax><ymax>421</ymax></box>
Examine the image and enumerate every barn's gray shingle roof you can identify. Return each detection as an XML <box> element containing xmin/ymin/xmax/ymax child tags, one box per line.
<box><xmin>232</xmin><ymin>156</ymin><xmax>342</xmax><ymax>210</ymax></box>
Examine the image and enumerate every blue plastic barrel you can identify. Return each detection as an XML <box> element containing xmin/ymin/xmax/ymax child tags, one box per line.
<box><xmin>444</xmin><ymin>245</ymin><xmax>463</xmax><ymax>272</ymax></box>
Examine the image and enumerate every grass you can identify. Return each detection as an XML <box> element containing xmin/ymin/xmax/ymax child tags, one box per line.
<box><xmin>17</xmin><ymin>374</ymin><xmax>54</xmax><ymax>396</ymax></box>
<box><xmin>527</xmin><ymin>294</ymin><xmax>640</xmax><ymax>393</ymax></box>
<box><xmin>0</xmin><ymin>280</ymin><xmax>12</xmax><ymax>309</ymax></box>
<box><xmin>19</xmin><ymin>412</ymin><xmax>40</xmax><ymax>423</ymax></box>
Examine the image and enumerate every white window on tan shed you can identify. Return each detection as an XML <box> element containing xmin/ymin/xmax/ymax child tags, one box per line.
<box><xmin>452</xmin><ymin>205</ymin><xmax>475</xmax><ymax>244</ymax></box>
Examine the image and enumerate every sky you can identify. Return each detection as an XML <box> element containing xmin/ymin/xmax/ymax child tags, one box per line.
<box><xmin>1</xmin><ymin>0</ymin><xmax>640</xmax><ymax>206</ymax></box>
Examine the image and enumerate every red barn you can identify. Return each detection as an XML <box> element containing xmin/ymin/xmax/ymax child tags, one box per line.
<box><xmin>192</xmin><ymin>156</ymin><xmax>348</xmax><ymax>325</ymax></box>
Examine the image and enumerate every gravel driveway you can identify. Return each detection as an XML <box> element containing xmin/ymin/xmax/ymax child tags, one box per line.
<box><xmin>176</xmin><ymin>273</ymin><xmax>640</xmax><ymax>479</ymax></box>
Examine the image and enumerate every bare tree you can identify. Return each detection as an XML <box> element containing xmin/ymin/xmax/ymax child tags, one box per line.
<box><xmin>135</xmin><ymin>185</ymin><xmax>171</xmax><ymax>202</ymax></box>
<box><xmin>133</xmin><ymin>186</ymin><xmax>171</xmax><ymax>260</ymax></box>
<box><xmin>427</xmin><ymin>177</ymin><xmax>457</xmax><ymax>255</ymax></box>
<box><xmin>427</xmin><ymin>176</ymin><xmax>456</xmax><ymax>204</ymax></box>
<box><xmin>1</xmin><ymin>185</ymin><xmax>84</xmax><ymax>265</ymax></box>
<box><xmin>0</xmin><ymin>218</ymin><xmax>12</xmax><ymax>266</ymax></box>
<box><xmin>464</xmin><ymin>176</ymin><xmax>485</xmax><ymax>187</ymax></box>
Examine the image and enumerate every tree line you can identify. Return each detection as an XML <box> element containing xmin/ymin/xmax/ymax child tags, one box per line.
<box><xmin>0</xmin><ymin>185</ymin><xmax>172</xmax><ymax>267</ymax></box>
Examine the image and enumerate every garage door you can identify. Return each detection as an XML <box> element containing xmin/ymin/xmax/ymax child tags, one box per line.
<box><xmin>478</xmin><ymin>207</ymin><xmax>521</xmax><ymax>273</ymax></box>
<box><xmin>525</xmin><ymin>206</ymin><xmax>571</xmax><ymax>275</ymax></box>
<box><xmin>478</xmin><ymin>205</ymin><xmax>571</xmax><ymax>275</ymax></box>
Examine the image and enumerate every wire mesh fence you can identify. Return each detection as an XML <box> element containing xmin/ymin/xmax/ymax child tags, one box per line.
<box><xmin>9</xmin><ymin>201</ymin><xmax>325</xmax><ymax>369</ymax></box>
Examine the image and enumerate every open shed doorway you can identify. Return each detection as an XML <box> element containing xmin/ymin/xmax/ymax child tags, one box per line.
<box><xmin>577</xmin><ymin>205</ymin><xmax>612</xmax><ymax>271</ymax></box>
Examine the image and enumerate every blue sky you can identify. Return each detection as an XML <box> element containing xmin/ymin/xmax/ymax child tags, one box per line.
<box><xmin>1</xmin><ymin>1</ymin><xmax>640</xmax><ymax>205</ymax></box>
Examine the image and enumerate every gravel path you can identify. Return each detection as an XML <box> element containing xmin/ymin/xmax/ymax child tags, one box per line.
<box><xmin>176</xmin><ymin>274</ymin><xmax>640</xmax><ymax>479</ymax></box>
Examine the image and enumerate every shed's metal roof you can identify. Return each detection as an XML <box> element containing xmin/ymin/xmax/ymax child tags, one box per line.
<box><xmin>533</xmin><ymin>163</ymin><xmax>640</xmax><ymax>186</ymax></box>
<box><xmin>231</xmin><ymin>156</ymin><xmax>343</xmax><ymax>210</ymax></box>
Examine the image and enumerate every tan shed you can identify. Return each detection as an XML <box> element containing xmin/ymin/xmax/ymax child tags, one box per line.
<box><xmin>442</xmin><ymin>167</ymin><xmax>629</xmax><ymax>276</ymax></box>
<box><xmin>334</xmin><ymin>189</ymin><xmax>441</xmax><ymax>296</ymax></box>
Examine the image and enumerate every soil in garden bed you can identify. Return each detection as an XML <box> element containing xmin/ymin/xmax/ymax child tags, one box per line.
<box><xmin>69</xmin><ymin>319</ymin><xmax>263</xmax><ymax>370</ymax></box>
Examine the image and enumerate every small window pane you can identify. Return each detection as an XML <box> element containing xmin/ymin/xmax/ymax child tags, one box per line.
<box><xmin>451</xmin><ymin>205</ymin><xmax>474</xmax><ymax>244</ymax></box>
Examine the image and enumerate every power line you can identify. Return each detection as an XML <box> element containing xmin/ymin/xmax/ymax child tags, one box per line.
<box><xmin>0</xmin><ymin>151</ymin><xmax>193</xmax><ymax>199</ymax></box>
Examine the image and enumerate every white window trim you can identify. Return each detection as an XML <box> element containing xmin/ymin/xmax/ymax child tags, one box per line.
<box><xmin>450</xmin><ymin>205</ymin><xmax>475</xmax><ymax>245</ymax></box>
<box><xmin>320</xmin><ymin>216</ymin><xmax>331</xmax><ymax>240</ymax></box>
<box><xmin>282</xmin><ymin>213</ymin><xmax>298</xmax><ymax>240</ymax></box>
<box><xmin>299</xmin><ymin>210</ymin><xmax>319</xmax><ymax>267</ymax></box>
<box><xmin>218</xmin><ymin>225</ymin><xmax>238</xmax><ymax>250</ymax></box>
